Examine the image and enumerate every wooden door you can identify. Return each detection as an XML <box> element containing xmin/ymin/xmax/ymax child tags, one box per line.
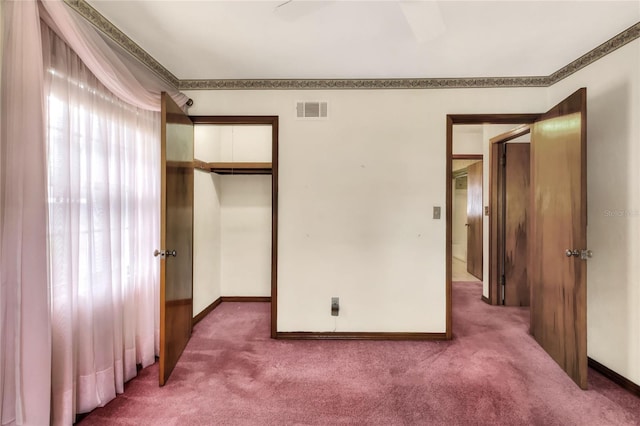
<box><xmin>159</xmin><ymin>93</ymin><xmax>194</xmax><ymax>386</ymax></box>
<box><xmin>466</xmin><ymin>161</ymin><xmax>483</xmax><ymax>280</ymax></box>
<box><xmin>529</xmin><ymin>88</ymin><xmax>587</xmax><ymax>389</ymax></box>
<box><xmin>504</xmin><ymin>144</ymin><xmax>530</xmax><ymax>306</ymax></box>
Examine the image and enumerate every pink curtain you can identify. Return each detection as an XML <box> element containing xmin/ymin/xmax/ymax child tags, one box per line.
<box><xmin>0</xmin><ymin>1</ymin><xmax>52</xmax><ymax>425</ymax></box>
<box><xmin>39</xmin><ymin>0</ymin><xmax>189</xmax><ymax>111</ymax></box>
<box><xmin>0</xmin><ymin>0</ymin><xmax>190</xmax><ymax>424</ymax></box>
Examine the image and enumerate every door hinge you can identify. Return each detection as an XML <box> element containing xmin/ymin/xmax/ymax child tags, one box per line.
<box><xmin>580</xmin><ymin>250</ymin><xmax>593</xmax><ymax>260</ymax></box>
<box><xmin>500</xmin><ymin>275</ymin><xmax>506</xmax><ymax>305</ymax></box>
<box><xmin>500</xmin><ymin>152</ymin><xmax>506</xmax><ymax>167</ymax></box>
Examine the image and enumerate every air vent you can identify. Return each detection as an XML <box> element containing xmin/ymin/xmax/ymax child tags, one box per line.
<box><xmin>296</xmin><ymin>101</ymin><xmax>328</xmax><ymax>119</ymax></box>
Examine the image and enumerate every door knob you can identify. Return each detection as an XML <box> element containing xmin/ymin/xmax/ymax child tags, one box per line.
<box><xmin>154</xmin><ymin>249</ymin><xmax>177</xmax><ymax>258</ymax></box>
<box><xmin>154</xmin><ymin>249</ymin><xmax>165</xmax><ymax>257</ymax></box>
<box><xmin>565</xmin><ymin>249</ymin><xmax>579</xmax><ymax>257</ymax></box>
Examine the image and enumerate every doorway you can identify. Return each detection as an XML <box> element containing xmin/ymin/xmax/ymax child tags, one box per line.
<box><xmin>445</xmin><ymin>115</ymin><xmax>539</xmax><ymax>339</ymax></box>
<box><xmin>489</xmin><ymin>125</ymin><xmax>531</xmax><ymax>306</ymax></box>
<box><xmin>191</xmin><ymin>116</ymin><xmax>279</xmax><ymax>338</ymax></box>
<box><xmin>445</xmin><ymin>88</ymin><xmax>588</xmax><ymax>389</ymax></box>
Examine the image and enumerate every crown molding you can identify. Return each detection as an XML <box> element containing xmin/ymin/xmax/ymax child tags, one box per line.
<box><xmin>64</xmin><ymin>2</ymin><xmax>639</xmax><ymax>91</ymax></box>
<box><xmin>178</xmin><ymin>76</ymin><xmax>550</xmax><ymax>90</ymax></box>
<box><xmin>63</xmin><ymin>0</ymin><xmax>180</xmax><ymax>88</ymax></box>
<box><xmin>548</xmin><ymin>21</ymin><xmax>640</xmax><ymax>85</ymax></box>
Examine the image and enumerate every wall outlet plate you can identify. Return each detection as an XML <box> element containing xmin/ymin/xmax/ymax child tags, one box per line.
<box><xmin>433</xmin><ymin>206</ymin><xmax>441</xmax><ymax>219</ymax></box>
<box><xmin>331</xmin><ymin>297</ymin><xmax>339</xmax><ymax>316</ymax></box>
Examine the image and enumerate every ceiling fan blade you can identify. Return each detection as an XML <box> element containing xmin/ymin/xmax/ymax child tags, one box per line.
<box><xmin>273</xmin><ymin>0</ymin><xmax>334</xmax><ymax>21</ymax></box>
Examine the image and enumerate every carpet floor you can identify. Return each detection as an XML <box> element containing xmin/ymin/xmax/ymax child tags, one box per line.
<box><xmin>80</xmin><ymin>282</ymin><xmax>640</xmax><ymax>425</ymax></box>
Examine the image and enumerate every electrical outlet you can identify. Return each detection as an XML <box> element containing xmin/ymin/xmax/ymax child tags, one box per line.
<box><xmin>331</xmin><ymin>297</ymin><xmax>339</xmax><ymax>316</ymax></box>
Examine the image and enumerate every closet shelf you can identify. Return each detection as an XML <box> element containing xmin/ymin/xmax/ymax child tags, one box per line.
<box><xmin>194</xmin><ymin>160</ymin><xmax>272</xmax><ymax>175</ymax></box>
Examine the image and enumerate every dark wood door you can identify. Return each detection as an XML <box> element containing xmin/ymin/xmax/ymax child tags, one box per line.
<box><xmin>466</xmin><ymin>161</ymin><xmax>483</xmax><ymax>280</ymax></box>
<box><xmin>504</xmin><ymin>143</ymin><xmax>530</xmax><ymax>306</ymax></box>
<box><xmin>529</xmin><ymin>88</ymin><xmax>587</xmax><ymax>389</ymax></box>
<box><xmin>159</xmin><ymin>93</ymin><xmax>194</xmax><ymax>386</ymax></box>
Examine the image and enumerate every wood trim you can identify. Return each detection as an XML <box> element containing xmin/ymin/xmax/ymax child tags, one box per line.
<box><xmin>190</xmin><ymin>116</ymin><xmax>279</xmax><ymax>125</ymax></box>
<box><xmin>448</xmin><ymin>114</ymin><xmax>541</xmax><ymax>125</ymax></box>
<box><xmin>210</xmin><ymin>162</ymin><xmax>272</xmax><ymax>169</ymax></box>
<box><xmin>276</xmin><ymin>332</ymin><xmax>448</xmax><ymax>341</ymax></box>
<box><xmin>220</xmin><ymin>296</ymin><xmax>271</xmax><ymax>302</ymax></box>
<box><xmin>192</xmin><ymin>297</ymin><xmax>222</xmax><ymax>326</ymax></box>
<box><xmin>271</xmin><ymin>119</ymin><xmax>279</xmax><ymax>339</ymax></box>
<box><xmin>210</xmin><ymin>162</ymin><xmax>272</xmax><ymax>175</ymax></box>
<box><xmin>193</xmin><ymin>159</ymin><xmax>210</xmax><ymax>171</ymax></box>
<box><xmin>489</xmin><ymin>142</ymin><xmax>504</xmax><ymax>305</ymax></box>
<box><xmin>166</xmin><ymin>160</ymin><xmax>194</xmax><ymax>168</ymax></box>
<box><xmin>165</xmin><ymin>298</ymin><xmax>193</xmax><ymax>307</ymax></box>
<box><xmin>446</xmin><ymin>116</ymin><xmax>453</xmax><ymax>340</ymax></box>
<box><xmin>489</xmin><ymin>124</ymin><xmax>531</xmax><ymax>144</ymax></box>
<box><xmin>588</xmin><ymin>357</ymin><xmax>640</xmax><ymax>397</ymax></box>
<box><xmin>452</xmin><ymin>154</ymin><xmax>483</xmax><ymax>160</ymax></box>
<box><xmin>446</xmin><ymin>114</ymin><xmax>541</xmax><ymax>335</ymax></box>
<box><xmin>481</xmin><ymin>295</ymin><xmax>491</xmax><ymax>304</ymax></box>
<box><xmin>159</xmin><ymin>93</ymin><xmax>168</xmax><ymax>385</ymax></box>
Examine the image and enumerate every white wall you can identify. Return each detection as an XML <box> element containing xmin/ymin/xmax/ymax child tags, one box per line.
<box><xmin>194</xmin><ymin>124</ymin><xmax>271</xmax><ymax>162</ymax></box>
<box><xmin>452</xmin><ymin>182</ymin><xmax>468</xmax><ymax>262</ymax></box>
<box><xmin>452</xmin><ymin>127</ymin><xmax>483</xmax><ymax>155</ymax></box>
<box><xmin>193</xmin><ymin>170</ymin><xmax>222</xmax><ymax>316</ymax></box>
<box><xmin>548</xmin><ymin>39</ymin><xmax>640</xmax><ymax>385</ymax></box>
<box><xmin>185</xmin><ymin>88</ymin><xmax>547</xmax><ymax>332</ymax></box>
<box><xmin>220</xmin><ymin>175</ymin><xmax>272</xmax><ymax>297</ymax></box>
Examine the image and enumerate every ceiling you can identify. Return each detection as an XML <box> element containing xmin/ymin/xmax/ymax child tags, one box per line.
<box><xmin>85</xmin><ymin>1</ymin><xmax>640</xmax><ymax>80</ymax></box>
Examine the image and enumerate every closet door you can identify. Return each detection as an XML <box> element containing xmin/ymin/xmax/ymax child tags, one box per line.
<box><xmin>159</xmin><ymin>93</ymin><xmax>194</xmax><ymax>386</ymax></box>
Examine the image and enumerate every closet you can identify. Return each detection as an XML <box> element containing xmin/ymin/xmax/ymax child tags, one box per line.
<box><xmin>192</xmin><ymin>119</ymin><xmax>275</xmax><ymax>318</ymax></box>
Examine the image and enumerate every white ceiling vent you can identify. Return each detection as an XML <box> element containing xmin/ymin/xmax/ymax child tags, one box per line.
<box><xmin>296</xmin><ymin>101</ymin><xmax>328</xmax><ymax>119</ymax></box>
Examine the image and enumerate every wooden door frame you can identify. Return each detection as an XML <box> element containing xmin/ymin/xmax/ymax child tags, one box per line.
<box><xmin>190</xmin><ymin>115</ymin><xmax>279</xmax><ymax>338</ymax></box>
<box><xmin>446</xmin><ymin>114</ymin><xmax>540</xmax><ymax>339</ymax></box>
<box><xmin>488</xmin><ymin>125</ymin><xmax>531</xmax><ymax>305</ymax></box>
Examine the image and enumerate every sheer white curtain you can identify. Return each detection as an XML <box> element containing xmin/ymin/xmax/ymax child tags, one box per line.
<box><xmin>0</xmin><ymin>1</ymin><xmax>51</xmax><ymax>425</ymax></box>
<box><xmin>42</xmin><ymin>26</ymin><xmax>160</xmax><ymax>424</ymax></box>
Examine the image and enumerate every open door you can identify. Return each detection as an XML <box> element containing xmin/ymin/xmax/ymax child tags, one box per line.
<box><xmin>466</xmin><ymin>161</ymin><xmax>483</xmax><ymax>280</ymax></box>
<box><xmin>529</xmin><ymin>88</ymin><xmax>587</xmax><ymax>389</ymax></box>
<box><xmin>504</xmin><ymin>143</ymin><xmax>530</xmax><ymax>306</ymax></box>
<box><xmin>158</xmin><ymin>93</ymin><xmax>194</xmax><ymax>386</ymax></box>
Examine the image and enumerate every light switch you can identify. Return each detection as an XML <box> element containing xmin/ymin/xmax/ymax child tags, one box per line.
<box><xmin>433</xmin><ymin>206</ymin><xmax>441</xmax><ymax>220</ymax></box>
<box><xmin>331</xmin><ymin>297</ymin><xmax>339</xmax><ymax>316</ymax></box>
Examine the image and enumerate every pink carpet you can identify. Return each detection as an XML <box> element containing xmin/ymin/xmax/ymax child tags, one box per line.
<box><xmin>79</xmin><ymin>282</ymin><xmax>640</xmax><ymax>425</ymax></box>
